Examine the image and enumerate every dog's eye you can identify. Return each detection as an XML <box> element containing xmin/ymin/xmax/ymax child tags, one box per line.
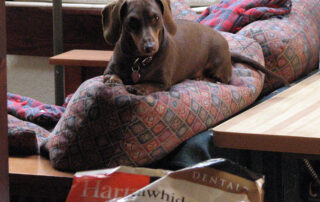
<box><xmin>128</xmin><ymin>17</ymin><xmax>140</xmax><ymax>30</ymax></box>
<box><xmin>152</xmin><ymin>15</ymin><xmax>159</xmax><ymax>24</ymax></box>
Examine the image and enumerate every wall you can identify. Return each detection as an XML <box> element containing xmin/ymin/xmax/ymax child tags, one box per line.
<box><xmin>7</xmin><ymin>55</ymin><xmax>55</xmax><ymax>105</ymax></box>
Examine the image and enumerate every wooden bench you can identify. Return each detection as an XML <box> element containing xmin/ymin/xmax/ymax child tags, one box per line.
<box><xmin>9</xmin><ymin>156</ymin><xmax>74</xmax><ymax>201</ymax></box>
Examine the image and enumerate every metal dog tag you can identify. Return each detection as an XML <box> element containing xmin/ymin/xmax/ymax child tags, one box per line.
<box><xmin>131</xmin><ymin>71</ymin><xmax>141</xmax><ymax>83</ymax></box>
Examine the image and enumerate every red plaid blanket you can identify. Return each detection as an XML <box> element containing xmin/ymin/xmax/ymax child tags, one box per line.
<box><xmin>7</xmin><ymin>93</ymin><xmax>65</xmax><ymax>129</ymax></box>
<box><xmin>197</xmin><ymin>0</ymin><xmax>291</xmax><ymax>33</ymax></box>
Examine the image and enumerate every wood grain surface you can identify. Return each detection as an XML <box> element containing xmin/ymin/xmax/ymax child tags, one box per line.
<box><xmin>9</xmin><ymin>156</ymin><xmax>73</xmax><ymax>177</ymax></box>
<box><xmin>50</xmin><ymin>49</ymin><xmax>112</xmax><ymax>67</ymax></box>
<box><xmin>213</xmin><ymin>71</ymin><xmax>320</xmax><ymax>154</ymax></box>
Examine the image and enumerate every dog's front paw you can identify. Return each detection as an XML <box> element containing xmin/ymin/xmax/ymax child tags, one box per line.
<box><xmin>103</xmin><ymin>74</ymin><xmax>123</xmax><ymax>85</ymax></box>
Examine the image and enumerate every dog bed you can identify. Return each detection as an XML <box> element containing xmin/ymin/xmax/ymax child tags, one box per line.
<box><xmin>44</xmin><ymin>32</ymin><xmax>265</xmax><ymax>171</ymax></box>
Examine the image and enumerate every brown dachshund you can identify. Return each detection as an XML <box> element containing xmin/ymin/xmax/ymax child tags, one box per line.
<box><xmin>102</xmin><ymin>0</ymin><xmax>289</xmax><ymax>91</ymax></box>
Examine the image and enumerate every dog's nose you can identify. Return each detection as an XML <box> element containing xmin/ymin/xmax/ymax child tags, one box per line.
<box><xmin>143</xmin><ymin>41</ymin><xmax>156</xmax><ymax>53</ymax></box>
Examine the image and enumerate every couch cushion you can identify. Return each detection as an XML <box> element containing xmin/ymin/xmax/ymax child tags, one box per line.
<box><xmin>46</xmin><ymin>32</ymin><xmax>264</xmax><ymax>171</ymax></box>
<box><xmin>237</xmin><ymin>0</ymin><xmax>320</xmax><ymax>95</ymax></box>
<box><xmin>8</xmin><ymin>114</ymin><xmax>50</xmax><ymax>155</ymax></box>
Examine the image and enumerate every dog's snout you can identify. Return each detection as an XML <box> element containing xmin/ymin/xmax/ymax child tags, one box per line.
<box><xmin>143</xmin><ymin>41</ymin><xmax>156</xmax><ymax>53</ymax></box>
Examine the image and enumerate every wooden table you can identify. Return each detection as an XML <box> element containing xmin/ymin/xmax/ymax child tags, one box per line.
<box><xmin>9</xmin><ymin>156</ymin><xmax>74</xmax><ymax>201</ymax></box>
<box><xmin>213</xmin><ymin>71</ymin><xmax>320</xmax><ymax>202</ymax></box>
<box><xmin>213</xmin><ymin>71</ymin><xmax>320</xmax><ymax>155</ymax></box>
<box><xmin>49</xmin><ymin>49</ymin><xmax>113</xmax><ymax>95</ymax></box>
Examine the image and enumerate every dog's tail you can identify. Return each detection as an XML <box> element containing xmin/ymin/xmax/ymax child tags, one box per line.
<box><xmin>231</xmin><ymin>52</ymin><xmax>290</xmax><ymax>87</ymax></box>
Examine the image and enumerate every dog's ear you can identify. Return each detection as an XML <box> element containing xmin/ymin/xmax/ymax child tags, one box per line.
<box><xmin>156</xmin><ymin>0</ymin><xmax>177</xmax><ymax>35</ymax></box>
<box><xmin>101</xmin><ymin>0</ymin><xmax>126</xmax><ymax>45</ymax></box>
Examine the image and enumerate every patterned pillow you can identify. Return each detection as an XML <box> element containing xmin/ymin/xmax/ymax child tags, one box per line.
<box><xmin>171</xmin><ymin>0</ymin><xmax>200</xmax><ymax>21</ymax></box>
<box><xmin>237</xmin><ymin>0</ymin><xmax>320</xmax><ymax>95</ymax></box>
<box><xmin>46</xmin><ymin>32</ymin><xmax>264</xmax><ymax>171</ymax></box>
<box><xmin>8</xmin><ymin>114</ymin><xmax>50</xmax><ymax>155</ymax></box>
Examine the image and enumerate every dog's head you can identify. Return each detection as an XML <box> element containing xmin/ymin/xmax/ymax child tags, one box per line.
<box><xmin>102</xmin><ymin>0</ymin><xmax>177</xmax><ymax>56</ymax></box>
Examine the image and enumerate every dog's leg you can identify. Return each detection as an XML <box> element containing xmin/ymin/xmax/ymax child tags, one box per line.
<box><xmin>203</xmin><ymin>53</ymin><xmax>233</xmax><ymax>84</ymax></box>
<box><xmin>103</xmin><ymin>61</ymin><xmax>124</xmax><ymax>84</ymax></box>
<box><xmin>199</xmin><ymin>35</ymin><xmax>233</xmax><ymax>84</ymax></box>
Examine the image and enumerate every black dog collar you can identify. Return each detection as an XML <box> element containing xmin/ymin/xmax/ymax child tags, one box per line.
<box><xmin>131</xmin><ymin>56</ymin><xmax>153</xmax><ymax>83</ymax></box>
